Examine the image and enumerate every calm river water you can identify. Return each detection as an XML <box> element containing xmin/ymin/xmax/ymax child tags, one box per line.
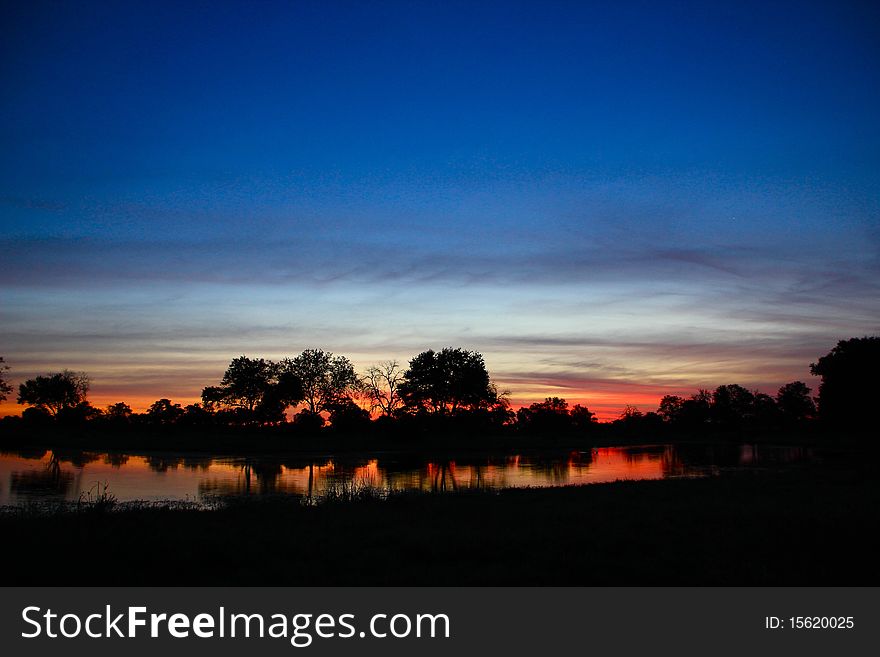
<box><xmin>0</xmin><ymin>444</ymin><xmax>814</xmax><ymax>505</ymax></box>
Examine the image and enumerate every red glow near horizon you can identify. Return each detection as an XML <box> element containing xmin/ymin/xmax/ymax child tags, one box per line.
<box><xmin>2</xmin><ymin>388</ymin><xmax>674</xmax><ymax>422</ymax></box>
<box><xmin>0</xmin><ymin>369</ymin><xmax>787</xmax><ymax>423</ymax></box>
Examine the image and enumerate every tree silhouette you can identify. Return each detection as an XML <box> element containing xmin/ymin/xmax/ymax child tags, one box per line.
<box><xmin>102</xmin><ymin>402</ymin><xmax>134</xmax><ymax>428</ymax></box>
<box><xmin>363</xmin><ymin>360</ymin><xmax>405</xmax><ymax>416</ymax></box>
<box><xmin>710</xmin><ymin>384</ymin><xmax>755</xmax><ymax>429</ymax></box>
<box><xmin>178</xmin><ymin>403</ymin><xmax>213</xmax><ymax>427</ymax></box>
<box><xmin>619</xmin><ymin>404</ymin><xmax>643</xmax><ymax>420</ymax></box>
<box><xmin>658</xmin><ymin>391</ymin><xmax>713</xmax><ymax>429</ymax></box>
<box><xmin>680</xmin><ymin>390</ymin><xmax>712</xmax><ymax>428</ymax></box>
<box><xmin>613</xmin><ymin>405</ymin><xmax>664</xmax><ymax>433</ymax></box>
<box><xmin>0</xmin><ymin>357</ymin><xmax>12</xmax><ymax>403</ymax></box>
<box><xmin>202</xmin><ymin>356</ymin><xmax>303</xmax><ymax>423</ymax></box>
<box><xmin>57</xmin><ymin>401</ymin><xmax>103</xmax><ymax>425</ymax></box>
<box><xmin>255</xmin><ymin>371</ymin><xmax>305</xmax><ymax>423</ymax></box>
<box><xmin>327</xmin><ymin>398</ymin><xmax>372</xmax><ymax>432</ymax></box>
<box><xmin>811</xmin><ymin>336</ymin><xmax>880</xmax><ymax>432</ymax></box>
<box><xmin>751</xmin><ymin>391</ymin><xmax>781</xmax><ymax>428</ymax></box>
<box><xmin>105</xmin><ymin>402</ymin><xmax>133</xmax><ymax>420</ymax></box>
<box><xmin>775</xmin><ymin>381</ymin><xmax>816</xmax><ymax>425</ymax></box>
<box><xmin>9</xmin><ymin>339</ymin><xmax>870</xmax><ymax>440</ymax></box>
<box><xmin>400</xmin><ymin>348</ymin><xmax>497</xmax><ymax>415</ymax></box>
<box><xmin>658</xmin><ymin>395</ymin><xmax>685</xmax><ymax>423</ymax></box>
<box><xmin>570</xmin><ymin>404</ymin><xmax>597</xmax><ymax>430</ymax></box>
<box><xmin>204</xmin><ymin>356</ymin><xmax>277</xmax><ymax>412</ymax></box>
<box><xmin>280</xmin><ymin>349</ymin><xmax>359</xmax><ymax>415</ymax></box>
<box><xmin>515</xmin><ymin>397</ymin><xmax>595</xmax><ymax>434</ymax></box>
<box><xmin>17</xmin><ymin>370</ymin><xmax>90</xmax><ymax>416</ymax></box>
<box><xmin>293</xmin><ymin>409</ymin><xmax>325</xmax><ymax>433</ymax></box>
<box><xmin>517</xmin><ymin>397</ymin><xmax>572</xmax><ymax>434</ymax></box>
<box><xmin>146</xmin><ymin>398</ymin><xmax>184</xmax><ymax>425</ymax></box>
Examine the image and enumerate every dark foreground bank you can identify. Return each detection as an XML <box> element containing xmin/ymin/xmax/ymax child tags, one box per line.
<box><xmin>2</xmin><ymin>460</ymin><xmax>877</xmax><ymax>586</ymax></box>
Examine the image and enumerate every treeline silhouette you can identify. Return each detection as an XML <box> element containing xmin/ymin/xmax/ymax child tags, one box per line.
<box><xmin>1</xmin><ymin>338</ymin><xmax>877</xmax><ymax>448</ymax></box>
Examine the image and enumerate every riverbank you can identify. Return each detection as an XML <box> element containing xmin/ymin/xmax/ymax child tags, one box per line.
<box><xmin>0</xmin><ymin>414</ymin><xmax>846</xmax><ymax>459</ymax></box>
<box><xmin>2</xmin><ymin>460</ymin><xmax>876</xmax><ymax>585</ymax></box>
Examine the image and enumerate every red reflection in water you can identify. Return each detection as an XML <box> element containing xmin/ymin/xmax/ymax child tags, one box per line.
<box><xmin>0</xmin><ymin>446</ymin><xmax>686</xmax><ymax>504</ymax></box>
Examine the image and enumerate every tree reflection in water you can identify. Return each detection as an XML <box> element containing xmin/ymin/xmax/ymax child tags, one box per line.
<box><xmin>426</xmin><ymin>462</ymin><xmax>458</xmax><ymax>492</ymax></box>
<box><xmin>9</xmin><ymin>450</ymin><xmax>76</xmax><ymax>497</ymax></box>
<box><xmin>196</xmin><ymin>457</ymin><xmax>339</xmax><ymax>499</ymax></box>
<box><xmin>103</xmin><ymin>453</ymin><xmax>130</xmax><ymax>467</ymax></box>
<box><xmin>0</xmin><ymin>445</ymin><xmax>819</xmax><ymax>505</ymax></box>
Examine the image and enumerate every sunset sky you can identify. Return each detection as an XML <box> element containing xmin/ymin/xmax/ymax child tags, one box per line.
<box><xmin>1</xmin><ymin>0</ymin><xmax>878</xmax><ymax>420</ymax></box>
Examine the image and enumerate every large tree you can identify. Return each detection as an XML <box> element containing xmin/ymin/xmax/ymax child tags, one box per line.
<box><xmin>710</xmin><ymin>384</ymin><xmax>756</xmax><ymax>429</ymax></box>
<box><xmin>145</xmin><ymin>398</ymin><xmax>184</xmax><ymax>425</ymax></box>
<box><xmin>202</xmin><ymin>356</ymin><xmax>303</xmax><ymax>423</ymax></box>
<box><xmin>105</xmin><ymin>402</ymin><xmax>133</xmax><ymax>420</ymax></box>
<box><xmin>775</xmin><ymin>381</ymin><xmax>816</xmax><ymax>424</ymax></box>
<box><xmin>17</xmin><ymin>370</ymin><xmax>90</xmax><ymax>416</ymax></box>
<box><xmin>280</xmin><ymin>349</ymin><xmax>359</xmax><ymax>415</ymax></box>
<box><xmin>203</xmin><ymin>356</ymin><xmax>278</xmax><ymax>412</ymax></box>
<box><xmin>657</xmin><ymin>395</ymin><xmax>685</xmax><ymax>423</ymax></box>
<box><xmin>400</xmin><ymin>348</ymin><xmax>497</xmax><ymax>415</ymax></box>
<box><xmin>657</xmin><ymin>390</ymin><xmax>712</xmax><ymax>429</ymax></box>
<box><xmin>810</xmin><ymin>337</ymin><xmax>880</xmax><ymax>431</ymax></box>
<box><xmin>517</xmin><ymin>397</ymin><xmax>573</xmax><ymax>434</ymax></box>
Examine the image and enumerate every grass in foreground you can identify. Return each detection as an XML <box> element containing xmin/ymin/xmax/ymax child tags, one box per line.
<box><xmin>2</xmin><ymin>462</ymin><xmax>877</xmax><ymax>585</ymax></box>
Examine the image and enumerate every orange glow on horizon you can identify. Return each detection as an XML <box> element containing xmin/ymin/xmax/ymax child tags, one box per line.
<box><xmin>0</xmin><ymin>374</ymin><xmax>773</xmax><ymax>423</ymax></box>
<box><xmin>2</xmin><ymin>389</ymin><xmax>672</xmax><ymax>422</ymax></box>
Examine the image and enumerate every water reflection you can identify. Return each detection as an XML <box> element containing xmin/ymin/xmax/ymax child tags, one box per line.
<box><xmin>103</xmin><ymin>453</ymin><xmax>130</xmax><ymax>467</ymax></box>
<box><xmin>10</xmin><ymin>468</ymin><xmax>75</xmax><ymax>497</ymax></box>
<box><xmin>0</xmin><ymin>444</ymin><xmax>815</xmax><ymax>506</ymax></box>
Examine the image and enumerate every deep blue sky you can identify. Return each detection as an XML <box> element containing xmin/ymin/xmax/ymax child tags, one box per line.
<box><xmin>1</xmin><ymin>0</ymin><xmax>878</xmax><ymax>416</ymax></box>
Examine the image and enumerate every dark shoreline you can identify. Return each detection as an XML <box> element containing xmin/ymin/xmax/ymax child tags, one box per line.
<box><xmin>2</xmin><ymin>460</ymin><xmax>876</xmax><ymax>586</ymax></box>
<box><xmin>0</xmin><ymin>417</ymin><xmax>850</xmax><ymax>461</ymax></box>
<box><xmin>0</xmin><ymin>437</ymin><xmax>854</xmax><ymax>476</ymax></box>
